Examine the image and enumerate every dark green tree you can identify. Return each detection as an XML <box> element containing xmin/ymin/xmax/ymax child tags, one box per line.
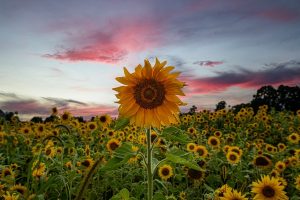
<box><xmin>215</xmin><ymin>101</ymin><xmax>227</xmax><ymax>111</ymax></box>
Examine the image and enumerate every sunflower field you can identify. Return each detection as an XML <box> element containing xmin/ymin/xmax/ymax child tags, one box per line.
<box><xmin>1</xmin><ymin>59</ymin><xmax>300</xmax><ymax>200</ymax></box>
<box><xmin>0</xmin><ymin>106</ymin><xmax>299</xmax><ymax>200</ymax></box>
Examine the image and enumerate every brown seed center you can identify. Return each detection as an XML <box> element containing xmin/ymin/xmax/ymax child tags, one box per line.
<box><xmin>188</xmin><ymin>168</ymin><xmax>203</xmax><ymax>180</ymax></box>
<box><xmin>134</xmin><ymin>79</ymin><xmax>165</xmax><ymax>109</ymax></box>
<box><xmin>229</xmin><ymin>154</ymin><xmax>237</xmax><ymax>161</ymax></box>
<box><xmin>197</xmin><ymin>149</ymin><xmax>204</xmax><ymax>156</ymax></box>
<box><xmin>109</xmin><ymin>142</ymin><xmax>119</xmax><ymax>151</ymax></box>
<box><xmin>211</xmin><ymin>139</ymin><xmax>218</xmax><ymax>146</ymax></box>
<box><xmin>162</xmin><ymin>168</ymin><xmax>170</xmax><ymax>176</ymax></box>
<box><xmin>262</xmin><ymin>186</ymin><xmax>275</xmax><ymax>197</ymax></box>
<box><xmin>100</xmin><ymin>116</ymin><xmax>106</xmax><ymax>122</ymax></box>
<box><xmin>255</xmin><ymin>156</ymin><xmax>270</xmax><ymax>166</ymax></box>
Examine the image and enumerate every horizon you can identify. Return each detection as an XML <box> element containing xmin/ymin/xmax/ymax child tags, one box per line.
<box><xmin>1</xmin><ymin>0</ymin><xmax>300</xmax><ymax>120</ymax></box>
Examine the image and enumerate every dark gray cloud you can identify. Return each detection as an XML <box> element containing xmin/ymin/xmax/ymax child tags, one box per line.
<box><xmin>184</xmin><ymin>60</ymin><xmax>300</xmax><ymax>94</ymax></box>
<box><xmin>193</xmin><ymin>60</ymin><xmax>224</xmax><ymax>67</ymax></box>
<box><xmin>42</xmin><ymin>97</ymin><xmax>87</xmax><ymax>106</ymax></box>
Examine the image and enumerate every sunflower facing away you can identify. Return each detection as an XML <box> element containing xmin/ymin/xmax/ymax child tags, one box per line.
<box><xmin>114</xmin><ymin>58</ymin><xmax>186</xmax><ymax>128</ymax></box>
<box><xmin>251</xmin><ymin>175</ymin><xmax>288</xmax><ymax>200</ymax></box>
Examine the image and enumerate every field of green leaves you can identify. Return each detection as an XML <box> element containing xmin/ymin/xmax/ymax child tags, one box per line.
<box><xmin>0</xmin><ymin>105</ymin><xmax>300</xmax><ymax>199</ymax></box>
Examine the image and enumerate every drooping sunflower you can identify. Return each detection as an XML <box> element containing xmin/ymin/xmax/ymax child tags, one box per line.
<box><xmin>114</xmin><ymin>58</ymin><xmax>186</xmax><ymax>128</ymax></box>
<box><xmin>220</xmin><ymin>189</ymin><xmax>248</xmax><ymax>200</ymax></box>
<box><xmin>158</xmin><ymin>164</ymin><xmax>174</xmax><ymax>181</ymax></box>
<box><xmin>251</xmin><ymin>175</ymin><xmax>288</xmax><ymax>200</ymax></box>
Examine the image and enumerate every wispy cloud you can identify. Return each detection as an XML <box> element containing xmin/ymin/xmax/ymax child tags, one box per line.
<box><xmin>193</xmin><ymin>60</ymin><xmax>224</xmax><ymax>67</ymax></box>
<box><xmin>184</xmin><ymin>60</ymin><xmax>300</xmax><ymax>94</ymax></box>
<box><xmin>42</xmin><ymin>97</ymin><xmax>87</xmax><ymax>106</ymax></box>
<box><xmin>0</xmin><ymin>93</ymin><xmax>117</xmax><ymax>120</ymax></box>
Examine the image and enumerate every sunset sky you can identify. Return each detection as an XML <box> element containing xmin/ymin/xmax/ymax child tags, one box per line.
<box><xmin>1</xmin><ymin>0</ymin><xmax>300</xmax><ymax>120</ymax></box>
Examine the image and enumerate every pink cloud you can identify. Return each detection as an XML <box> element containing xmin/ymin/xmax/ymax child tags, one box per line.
<box><xmin>193</xmin><ymin>60</ymin><xmax>224</xmax><ymax>67</ymax></box>
<box><xmin>259</xmin><ymin>8</ymin><xmax>300</xmax><ymax>22</ymax></box>
<box><xmin>44</xmin><ymin>17</ymin><xmax>163</xmax><ymax>63</ymax></box>
<box><xmin>182</xmin><ymin>61</ymin><xmax>300</xmax><ymax>95</ymax></box>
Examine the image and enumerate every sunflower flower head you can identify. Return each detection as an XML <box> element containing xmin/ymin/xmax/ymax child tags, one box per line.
<box><xmin>114</xmin><ymin>58</ymin><xmax>186</xmax><ymax>128</ymax></box>
<box><xmin>251</xmin><ymin>175</ymin><xmax>288</xmax><ymax>200</ymax></box>
<box><xmin>158</xmin><ymin>164</ymin><xmax>174</xmax><ymax>181</ymax></box>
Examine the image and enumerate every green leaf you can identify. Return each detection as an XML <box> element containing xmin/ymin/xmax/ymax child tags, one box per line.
<box><xmin>100</xmin><ymin>143</ymin><xmax>135</xmax><ymax>173</ymax></box>
<box><xmin>100</xmin><ymin>155</ymin><xmax>130</xmax><ymax>172</ymax></box>
<box><xmin>154</xmin><ymin>179</ymin><xmax>168</xmax><ymax>193</ymax></box>
<box><xmin>110</xmin><ymin>188</ymin><xmax>130</xmax><ymax>200</ymax></box>
<box><xmin>114</xmin><ymin>117</ymin><xmax>130</xmax><ymax>130</ymax></box>
<box><xmin>153</xmin><ymin>191</ymin><xmax>166</xmax><ymax>200</ymax></box>
<box><xmin>166</xmin><ymin>152</ymin><xmax>201</xmax><ymax>171</ymax></box>
<box><xmin>203</xmin><ymin>183</ymin><xmax>215</xmax><ymax>192</ymax></box>
<box><xmin>161</xmin><ymin>127</ymin><xmax>191</xmax><ymax>144</ymax></box>
<box><xmin>114</xmin><ymin>142</ymin><xmax>135</xmax><ymax>158</ymax></box>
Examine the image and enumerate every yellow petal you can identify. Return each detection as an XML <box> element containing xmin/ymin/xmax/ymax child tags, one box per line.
<box><xmin>116</xmin><ymin>77</ymin><xmax>135</xmax><ymax>85</ymax></box>
<box><xmin>164</xmin><ymin>100</ymin><xmax>180</xmax><ymax>113</ymax></box>
<box><xmin>155</xmin><ymin>107</ymin><xmax>169</xmax><ymax>125</ymax></box>
<box><xmin>156</xmin><ymin>66</ymin><xmax>175</xmax><ymax>81</ymax></box>
<box><xmin>151</xmin><ymin>111</ymin><xmax>161</xmax><ymax>128</ymax></box>
<box><xmin>144</xmin><ymin>59</ymin><xmax>153</xmax><ymax>79</ymax></box>
<box><xmin>165</xmin><ymin>94</ymin><xmax>183</xmax><ymax>104</ymax></box>
<box><xmin>120</xmin><ymin>102</ymin><xmax>139</xmax><ymax>117</ymax></box>
<box><xmin>135</xmin><ymin>64</ymin><xmax>143</xmax><ymax>78</ymax></box>
<box><xmin>153</xmin><ymin>58</ymin><xmax>166</xmax><ymax>77</ymax></box>
<box><xmin>136</xmin><ymin>108</ymin><xmax>145</xmax><ymax>127</ymax></box>
<box><xmin>123</xmin><ymin>67</ymin><xmax>137</xmax><ymax>83</ymax></box>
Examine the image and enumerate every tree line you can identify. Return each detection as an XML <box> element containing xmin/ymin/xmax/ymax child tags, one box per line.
<box><xmin>1</xmin><ymin>84</ymin><xmax>300</xmax><ymax>123</ymax></box>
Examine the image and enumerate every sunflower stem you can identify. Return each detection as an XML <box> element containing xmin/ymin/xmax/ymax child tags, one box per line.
<box><xmin>146</xmin><ymin>127</ymin><xmax>153</xmax><ymax>200</ymax></box>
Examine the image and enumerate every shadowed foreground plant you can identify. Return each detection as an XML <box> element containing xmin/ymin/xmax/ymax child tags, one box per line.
<box><xmin>75</xmin><ymin>157</ymin><xmax>103</xmax><ymax>200</ymax></box>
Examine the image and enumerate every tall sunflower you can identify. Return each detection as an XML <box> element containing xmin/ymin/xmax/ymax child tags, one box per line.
<box><xmin>251</xmin><ymin>175</ymin><xmax>288</xmax><ymax>200</ymax></box>
<box><xmin>114</xmin><ymin>58</ymin><xmax>186</xmax><ymax>128</ymax></box>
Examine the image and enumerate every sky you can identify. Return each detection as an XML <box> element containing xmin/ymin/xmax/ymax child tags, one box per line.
<box><xmin>1</xmin><ymin>0</ymin><xmax>300</xmax><ymax>120</ymax></box>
